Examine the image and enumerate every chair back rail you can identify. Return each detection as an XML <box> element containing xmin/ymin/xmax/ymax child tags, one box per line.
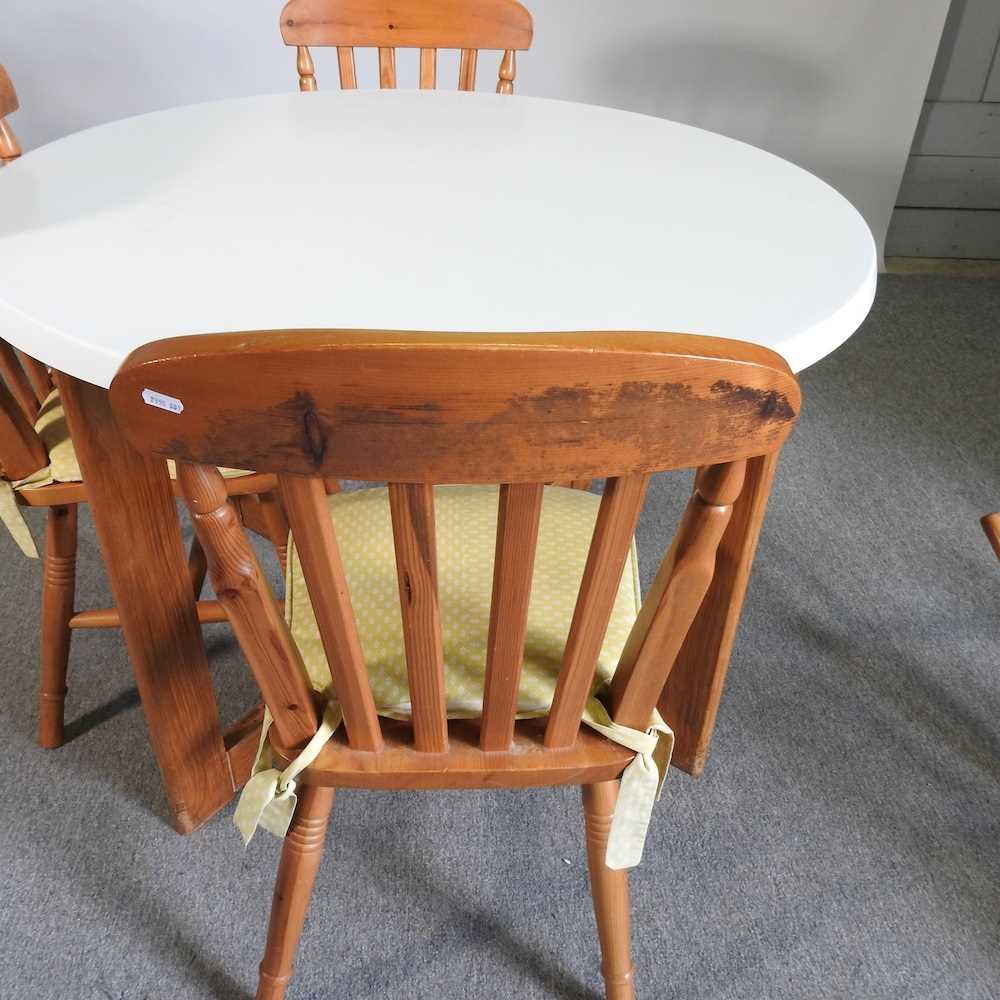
<box><xmin>0</xmin><ymin>64</ymin><xmax>21</xmax><ymax>161</ymax></box>
<box><xmin>111</xmin><ymin>330</ymin><xmax>800</xmax><ymax>760</ymax></box>
<box><xmin>280</xmin><ymin>0</ymin><xmax>532</xmax><ymax>93</ymax></box>
<box><xmin>0</xmin><ymin>339</ymin><xmax>49</xmax><ymax>480</ymax></box>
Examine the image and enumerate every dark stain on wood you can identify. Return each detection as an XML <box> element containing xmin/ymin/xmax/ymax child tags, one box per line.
<box><xmin>710</xmin><ymin>380</ymin><xmax>795</xmax><ymax>422</ymax></box>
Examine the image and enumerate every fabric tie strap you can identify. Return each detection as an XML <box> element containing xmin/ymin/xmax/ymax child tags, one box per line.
<box><xmin>234</xmin><ymin>700</ymin><xmax>343</xmax><ymax>846</ymax></box>
<box><xmin>236</xmin><ymin>696</ymin><xmax>672</xmax><ymax>869</ymax></box>
<box><xmin>0</xmin><ymin>480</ymin><xmax>38</xmax><ymax>558</ymax></box>
<box><xmin>582</xmin><ymin>699</ymin><xmax>674</xmax><ymax>869</ymax></box>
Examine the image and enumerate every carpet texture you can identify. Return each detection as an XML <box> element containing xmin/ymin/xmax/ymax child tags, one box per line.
<box><xmin>0</xmin><ymin>274</ymin><xmax>997</xmax><ymax>1000</ymax></box>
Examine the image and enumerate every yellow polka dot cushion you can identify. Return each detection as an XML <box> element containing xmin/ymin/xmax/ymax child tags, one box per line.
<box><xmin>285</xmin><ymin>484</ymin><xmax>641</xmax><ymax>718</ymax></box>
<box><xmin>2</xmin><ymin>389</ymin><xmax>253</xmax><ymax>556</ymax></box>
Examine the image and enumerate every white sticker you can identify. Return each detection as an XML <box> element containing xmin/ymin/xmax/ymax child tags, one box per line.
<box><xmin>141</xmin><ymin>388</ymin><xmax>184</xmax><ymax>414</ymax></box>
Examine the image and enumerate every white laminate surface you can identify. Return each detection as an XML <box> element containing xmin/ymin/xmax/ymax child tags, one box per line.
<box><xmin>0</xmin><ymin>90</ymin><xmax>877</xmax><ymax>387</ymax></box>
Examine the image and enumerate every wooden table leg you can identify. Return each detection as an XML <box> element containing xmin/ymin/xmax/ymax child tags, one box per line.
<box><xmin>659</xmin><ymin>452</ymin><xmax>778</xmax><ymax>776</ymax></box>
<box><xmin>56</xmin><ymin>374</ymin><xmax>239</xmax><ymax>833</ymax></box>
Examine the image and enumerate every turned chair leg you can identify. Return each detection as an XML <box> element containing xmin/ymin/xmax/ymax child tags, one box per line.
<box><xmin>38</xmin><ymin>504</ymin><xmax>78</xmax><ymax>748</ymax></box>
<box><xmin>257</xmin><ymin>785</ymin><xmax>335</xmax><ymax>1000</ymax></box>
<box><xmin>582</xmin><ymin>780</ymin><xmax>636</xmax><ymax>1000</ymax></box>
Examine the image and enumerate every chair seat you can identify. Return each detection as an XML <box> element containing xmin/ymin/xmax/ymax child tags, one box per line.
<box><xmin>13</xmin><ymin>389</ymin><xmax>253</xmax><ymax>492</ymax></box>
<box><xmin>286</xmin><ymin>484</ymin><xmax>641</xmax><ymax>721</ymax></box>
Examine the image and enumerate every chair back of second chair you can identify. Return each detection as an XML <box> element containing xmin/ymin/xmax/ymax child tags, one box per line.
<box><xmin>280</xmin><ymin>0</ymin><xmax>533</xmax><ymax>92</ymax></box>
<box><xmin>109</xmin><ymin>330</ymin><xmax>800</xmax><ymax>773</ymax></box>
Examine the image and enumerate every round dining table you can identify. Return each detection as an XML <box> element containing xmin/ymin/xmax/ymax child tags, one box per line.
<box><xmin>0</xmin><ymin>90</ymin><xmax>877</xmax><ymax>832</ymax></box>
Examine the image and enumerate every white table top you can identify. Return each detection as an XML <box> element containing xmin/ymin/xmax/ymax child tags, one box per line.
<box><xmin>0</xmin><ymin>90</ymin><xmax>876</xmax><ymax>388</ymax></box>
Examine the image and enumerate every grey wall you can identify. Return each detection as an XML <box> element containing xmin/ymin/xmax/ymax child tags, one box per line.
<box><xmin>3</xmin><ymin>1</ymin><xmax>951</xmax><ymax>263</ymax></box>
<box><xmin>888</xmin><ymin>0</ymin><xmax>1000</xmax><ymax>259</ymax></box>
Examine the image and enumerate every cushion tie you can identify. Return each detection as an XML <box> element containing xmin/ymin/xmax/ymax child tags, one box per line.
<box><xmin>0</xmin><ymin>480</ymin><xmax>38</xmax><ymax>557</ymax></box>
<box><xmin>234</xmin><ymin>698</ymin><xmax>343</xmax><ymax>846</ymax></box>
<box><xmin>235</xmin><ymin>696</ymin><xmax>673</xmax><ymax>870</ymax></box>
<box><xmin>581</xmin><ymin>698</ymin><xmax>674</xmax><ymax>869</ymax></box>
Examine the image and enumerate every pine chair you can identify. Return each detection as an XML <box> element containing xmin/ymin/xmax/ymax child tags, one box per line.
<box><xmin>280</xmin><ymin>0</ymin><xmax>533</xmax><ymax>92</ymax></box>
<box><xmin>110</xmin><ymin>329</ymin><xmax>800</xmax><ymax>999</ymax></box>
<box><xmin>0</xmin><ymin>66</ymin><xmax>292</xmax><ymax>749</ymax></box>
<box><xmin>0</xmin><ymin>341</ymin><xmax>289</xmax><ymax>747</ymax></box>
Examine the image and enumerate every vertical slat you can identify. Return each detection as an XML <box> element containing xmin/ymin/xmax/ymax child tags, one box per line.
<box><xmin>177</xmin><ymin>462</ymin><xmax>319</xmax><ymax>749</ymax></box>
<box><xmin>337</xmin><ymin>47</ymin><xmax>357</xmax><ymax>89</ymax></box>
<box><xmin>609</xmin><ymin>461</ymin><xmax>746</xmax><ymax>731</ymax></box>
<box><xmin>496</xmin><ymin>49</ymin><xmax>516</xmax><ymax>94</ymax></box>
<box><xmin>545</xmin><ymin>474</ymin><xmax>650</xmax><ymax>748</ymax></box>
<box><xmin>480</xmin><ymin>482</ymin><xmax>544</xmax><ymax>751</ymax></box>
<box><xmin>419</xmin><ymin>48</ymin><xmax>437</xmax><ymax>89</ymax></box>
<box><xmin>296</xmin><ymin>45</ymin><xmax>317</xmax><ymax>91</ymax></box>
<box><xmin>279</xmin><ymin>474</ymin><xmax>383</xmax><ymax>752</ymax></box>
<box><xmin>458</xmin><ymin>48</ymin><xmax>478</xmax><ymax>91</ymax></box>
<box><xmin>378</xmin><ymin>47</ymin><xmax>397</xmax><ymax>89</ymax></box>
<box><xmin>15</xmin><ymin>351</ymin><xmax>52</xmax><ymax>404</ymax></box>
<box><xmin>0</xmin><ymin>339</ymin><xmax>39</xmax><ymax>421</ymax></box>
<box><xmin>388</xmin><ymin>482</ymin><xmax>448</xmax><ymax>753</ymax></box>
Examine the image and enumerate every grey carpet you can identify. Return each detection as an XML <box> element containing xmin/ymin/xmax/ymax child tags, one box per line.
<box><xmin>0</xmin><ymin>274</ymin><xmax>998</xmax><ymax>1000</ymax></box>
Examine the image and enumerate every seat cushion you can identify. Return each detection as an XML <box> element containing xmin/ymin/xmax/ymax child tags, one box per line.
<box><xmin>285</xmin><ymin>484</ymin><xmax>641</xmax><ymax>718</ymax></box>
<box><xmin>13</xmin><ymin>389</ymin><xmax>251</xmax><ymax>491</ymax></box>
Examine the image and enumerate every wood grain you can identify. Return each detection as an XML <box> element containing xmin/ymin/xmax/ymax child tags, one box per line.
<box><xmin>110</xmin><ymin>330</ymin><xmax>801</xmax><ymax>484</ymax></box>
<box><xmin>0</xmin><ymin>338</ymin><xmax>40</xmax><ymax>421</ymax></box>
<box><xmin>480</xmin><ymin>482</ymin><xmax>544</xmax><ymax>751</ymax></box>
<box><xmin>279</xmin><ymin>474</ymin><xmax>383</xmax><ymax>751</ymax></box>
<box><xmin>583</xmin><ymin>781</ymin><xmax>635</xmax><ymax>1000</ymax></box>
<box><xmin>545</xmin><ymin>475</ymin><xmax>649</xmax><ymax>748</ymax></box>
<box><xmin>388</xmin><ymin>482</ymin><xmax>448</xmax><ymax>752</ymax></box>
<box><xmin>0</xmin><ymin>373</ymin><xmax>47</xmax><ymax>479</ymax></box>
<box><xmin>56</xmin><ymin>374</ymin><xmax>234</xmax><ymax>833</ymax></box>
<box><xmin>177</xmin><ymin>462</ymin><xmax>319</xmax><ymax>750</ymax></box>
<box><xmin>256</xmin><ymin>785</ymin><xmax>335</xmax><ymax>1000</ymax></box>
<box><xmin>38</xmin><ymin>505</ymin><xmax>77</xmax><ymax>749</ymax></box>
<box><xmin>609</xmin><ymin>461</ymin><xmax>745</xmax><ymax>730</ymax></box>
<box><xmin>281</xmin><ymin>0</ymin><xmax>533</xmax><ymax>51</ymax></box>
<box><xmin>280</xmin><ymin>0</ymin><xmax>531</xmax><ymax>91</ymax></box>
<box><xmin>982</xmin><ymin>512</ymin><xmax>1000</xmax><ymax>561</ymax></box>
<box><xmin>660</xmin><ymin>451</ymin><xmax>779</xmax><ymax>774</ymax></box>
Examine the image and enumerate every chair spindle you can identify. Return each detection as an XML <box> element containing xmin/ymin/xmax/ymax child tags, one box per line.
<box><xmin>545</xmin><ymin>474</ymin><xmax>650</xmax><ymax>748</ymax></box>
<box><xmin>378</xmin><ymin>47</ymin><xmax>397</xmax><ymax>88</ymax></box>
<box><xmin>297</xmin><ymin>45</ymin><xmax>318</xmax><ymax>91</ymax></box>
<box><xmin>459</xmin><ymin>48</ymin><xmax>478</xmax><ymax>90</ymax></box>
<box><xmin>480</xmin><ymin>482</ymin><xmax>544</xmax><ymax>751</ymax></box>
<box><xmin>496</xmin><ymin>49</ymin><xmax>516</xmax><ymax>94</ymax></box>
<box><xmin>279</xmin><ymin>475</ymin><xmax>384</xmax><ymax>752</ymax></box>
<box><xmin>609</xmin><ymin>461</ymin><xmax>747</xmax><ymax>731</ymax></box>
<box><xmin>420</xmin><ymin>48</ymin><xmax>437</xmax><ymax>89</ymax></box>
<box><xmin>388</xmin><ymin>482</ymin><xmax>448</xmax><ymax>752</ymax></box>
<box><xmin>337</xmin><ymin>46</ymin><xmax>358</xmax><ymax>88</ymax></box>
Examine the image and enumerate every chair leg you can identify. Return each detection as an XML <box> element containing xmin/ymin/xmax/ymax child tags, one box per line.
<box><xmin>38</xmin><ymin>504</ymin><xmax>77</xmax><ymax>749</ymax></box>
<box><xmin>256</xmin><ymin>785</ymin><xmax>335</xmax><ymax>1000</ymax></box>
<box><xmin>582</xmin><ymin>780</ymin><xmax>635</xmax><ymax>1000</ymax></box>
<box><xmin>258</xmin><ymin>489</ymin><xmax>291</xmax><ymax>576</ymax></box>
